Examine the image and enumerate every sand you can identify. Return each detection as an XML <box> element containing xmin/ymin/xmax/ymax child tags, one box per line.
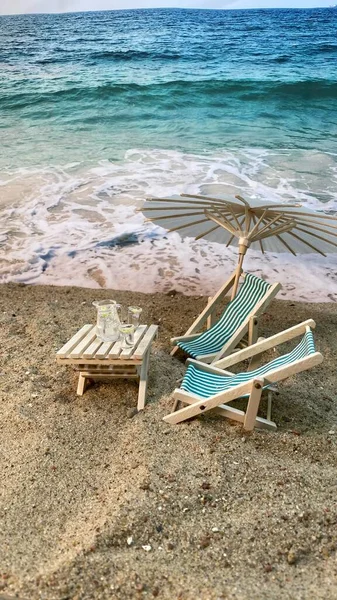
<box><xmin>0</xmin><ymin>282</ymin><xmax>336</xmax><ymax>600</ymax></box>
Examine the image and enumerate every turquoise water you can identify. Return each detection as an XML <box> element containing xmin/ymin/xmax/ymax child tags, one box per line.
<box><xmin>0</xmin><ymin>8</ymin><xmax>336</xmax><ymax>299</ymax></box>
<box><xmin>1</xmin><ymin>8</ymin><xmax>337</xmax><ymax>166</ymax></box>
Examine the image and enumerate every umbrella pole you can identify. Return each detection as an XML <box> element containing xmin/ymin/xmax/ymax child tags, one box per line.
<box><xmin>231</xmin><ymin>238</ymin><xmax>249</xmax><ymax>299</ymax></box>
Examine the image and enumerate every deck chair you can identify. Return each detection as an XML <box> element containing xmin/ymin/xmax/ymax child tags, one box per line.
<box><xmin>171</xmin><ymin>272</ymin><xmax>281</xmax><ymax>363</ymax></box>
<box><xmin>164</xmin><ymin>320</ymin><xmax>323</xmax><ymax>431</ymax></box>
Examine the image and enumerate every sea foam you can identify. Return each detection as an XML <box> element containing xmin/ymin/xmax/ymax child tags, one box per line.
<box><xmin>0</xmin><ymin>148</ymin><xmax>336</xmax><ymax>302</ymax></box>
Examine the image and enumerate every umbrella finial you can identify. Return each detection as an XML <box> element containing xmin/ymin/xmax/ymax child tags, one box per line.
<box><xmin>235</xmin><ymin>195</ymin><xmax>250</xmax><ymax>207</ymax></box>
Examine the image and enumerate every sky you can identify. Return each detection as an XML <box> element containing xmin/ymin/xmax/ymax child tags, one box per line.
<box><xmin>0</xmin><ymin>0</ymin><xmax>332</xmax><ymax>15</ymax></box>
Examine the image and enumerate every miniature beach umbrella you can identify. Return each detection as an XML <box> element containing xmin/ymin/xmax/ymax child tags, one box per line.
<box><xmin>141</xmin><ymin>193</ymin><xmax>337</xmax><ymax>297</ymax></box>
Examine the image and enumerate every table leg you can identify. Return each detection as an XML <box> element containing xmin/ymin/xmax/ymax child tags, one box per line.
<box><xmin>77</xmin><ymin>373</ymin><xmax>87</xmax><ymax>396</ymax></box>
<box><xmin>137</xmin><ymin>349</ymin><xmax>150</xmax><ymax>411</ymax></box>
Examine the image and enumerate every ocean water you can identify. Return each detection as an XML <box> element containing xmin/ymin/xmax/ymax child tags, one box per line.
<box><xmin>0</xmin><ymin>8</ymin><xmax>336</xmax><ymax>301</ymax></box>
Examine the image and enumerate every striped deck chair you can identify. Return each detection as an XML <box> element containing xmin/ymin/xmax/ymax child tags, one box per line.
<box><xmin>171</xmin><ymin>272</ymin><xmax>281</xmax><ymax>364</ymax></box>
<box><xmin>164</xmin><ymin>320</ymin><xmax>323</xmax><ymax>431</ymax></box>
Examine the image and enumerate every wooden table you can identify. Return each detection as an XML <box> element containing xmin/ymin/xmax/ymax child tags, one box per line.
<box><xmin>56</xmin><ymin>324</ymin><xmax>158</xmax><ymax>410</ymax></box>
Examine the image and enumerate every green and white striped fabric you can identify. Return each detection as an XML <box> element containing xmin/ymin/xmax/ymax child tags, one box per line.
<box><xmin>181</xmin><ymin>330</ymin><xmax>316</xmax><ymax>399</ymax></box>
<box><xmin>177</xmin><ymin>273</ymin><xmax>272</xmax><ymax>358</ymax></box>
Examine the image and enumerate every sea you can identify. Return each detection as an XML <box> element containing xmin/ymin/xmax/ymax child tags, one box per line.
<box><xmin>0</xmin><ymin>7</ymin><xmax>336</xmax><ymax>301</ymax></box>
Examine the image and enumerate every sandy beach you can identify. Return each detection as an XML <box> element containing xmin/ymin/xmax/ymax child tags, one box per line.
<box><xmin>0</xmin><ymin>282</ymin><xmax>336</xmax><ymax>600</ymax></box>
<box><xmin>1</xmin><ymin>5</ymin><xmax>337</xmax><ymax>600</ymax></box>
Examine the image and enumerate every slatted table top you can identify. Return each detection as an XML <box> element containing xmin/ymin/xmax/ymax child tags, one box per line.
<box><xmin>56</xmin><ymin>324</ymin><xmax>158</xmax><ymax>364</ymax></box>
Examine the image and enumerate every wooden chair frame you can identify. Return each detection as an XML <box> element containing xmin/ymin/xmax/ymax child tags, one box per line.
<box><xmin>171</xmin><ymin>271</ymin><xmax>281</xmax><ymax>363</ymax></box>
<box><xmin>164</xmin><ymin>320</ymin><xmax>323</xmax><ymax>431</ymax></box>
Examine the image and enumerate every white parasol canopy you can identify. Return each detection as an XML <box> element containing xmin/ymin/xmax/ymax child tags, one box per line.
<box><xmin>141</xmin><ymin>193</ymin><xmax>337</xmax><ymax>297</ymax></box>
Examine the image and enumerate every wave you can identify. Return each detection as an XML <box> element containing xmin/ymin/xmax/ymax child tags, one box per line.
<box><xmin>272</xmin><ymin>55</ymin><xmax>291</xmax><ymax>63</ymax></box>
<box><xmin>26</xmin><ymin>49</ymin><xmax>193</xmax><ymax>66</ymax></box>
<box><xmin>36</xmin><ymin>57</ymin><xmax>75</xmax><ymax>64</ymax></box>
<box><xmin>89</xmin><ymin>49</ymin><xmax>182</xmax><ymax>61</ymax></box>
<box><xmin>2</xmin><ymin>78</ymin><xmax>337</xmax><ymax>111</ymax></box>
<box><xmin>35</xmin><ymin>49</ymin><xmax>183</xmax><ymax>65</ymax></box>
<box><xmin>311</xmin><ymin>43</ymin><xmax>337</xmax><ymax>54</ymax></box>
<box><xmin>0</xmin><ymin>148</ymin><xmax>336</xmax><ymax>300</ymax></box>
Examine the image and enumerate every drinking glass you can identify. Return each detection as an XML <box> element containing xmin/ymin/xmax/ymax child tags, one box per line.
<box><xmin>119</xmin><ymin>323</ymin><xmax>135</xmax><ymax>349</ymax></box>
<box><xmin>128</xmin><ymin>306</ymin><xmax>142</xmax><ymax>329</ymax></box>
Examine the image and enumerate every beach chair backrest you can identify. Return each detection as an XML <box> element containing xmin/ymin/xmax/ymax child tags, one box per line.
<box><xmin>220</xmin><ymin>273</ymin><xmax>271</xmax><ymax>329</ymax></box>
<box><xmin>176</xmin><ymin>272</ymin><xmax>279</xmax><ymax>360</ymax></box>
<box><xmin>201</xmin><ymin>273</ymin><xmax>272</xmax><ymax>347</ymax></box>
<box><xmin>181</xmin><ymin>329</ymin><xmax>316</xmax><ymax>398</ymax></box>
<box><xmin>251</xmin><ymin>328</ymin><xmax>316</xmax><ymax>376</ymax></box>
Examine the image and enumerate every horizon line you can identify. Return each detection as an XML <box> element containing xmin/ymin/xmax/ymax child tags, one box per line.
<box><xmin>0</xmin><ymin>5</ymin><xmax>331</xmax><ymax>18</ymax></box>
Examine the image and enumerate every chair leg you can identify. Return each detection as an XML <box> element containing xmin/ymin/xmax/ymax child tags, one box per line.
<box><xmin>171</xmin><ymin>397</ymin><xmax>181</xmax><ymax>413</ymax></box>
<box><xmin>243</xmin><ymin>379</ymin><xmax>264</xmax><ymax>431</ymax></box>
<box><xmin>248</xmin><ymin>316</ymin><xmax>259</xmax><ymax>346</ymax></box>
<box><xmin>247</xmin><ymin>336</ymin><xmax>265</xmax><ymax>371</ymax></box>
<box><xmin>137</xmin><ymin>349</ymin><xmax>150</xmax><ymax>411</ymax></box>
<box><xmin>267</xmin><ymin>390</ymin><xmax>273</xmax><ymax>422</ymax></box>
<box><xmin>214</xmin><ymin>404</ymin><xmax>277</xmax><ymax>430</ymax></box>
<box><xmin>77</xmin><ymin>373</ymin><xmax>87</xmax><ymax>396</ymax></box>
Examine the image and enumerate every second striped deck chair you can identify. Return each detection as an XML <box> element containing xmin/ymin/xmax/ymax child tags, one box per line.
<box><xmin>171</xmin><ymin>272</ymin><xmax>281</xmax><ymax>363</ymax></box>
<box><xmin>165</xmin><ymin>320</ymin><xmax>323</xmax><ymax>431</ymax></box>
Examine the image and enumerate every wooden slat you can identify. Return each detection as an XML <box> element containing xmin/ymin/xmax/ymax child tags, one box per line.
<box><xmin>95</xmin><ymin>341</ymin><xmax>115</xmax><ymax>359</ymax></box>
<box><xmin>108</xmin><ymin>367</ymin><xmax>138</xmax><ymax>374</ymax></box>
<box><xmin>76</xmin><ymin>364</ymin><xmax>137</xmax><ymax>372</ymax></box>
<box><xmin>108</xmin><ymin>339</ymin><xmax>123</xmax><ymax>359</ymax></box>
<box><xmin>133</xmin><ymin>325</ymin><xmax>158</xmax><ymax>359</ymax></box>
<box><xmin>171</xmin><ymin>333</ymin><xmax>200</xmax><ymax>343</ymax></box>
<box><xmin>175</xmin><ymin>395</ymin><xmax>277</xmax><ymax>430</ymax></box>
<box><xmin>57</xmin><ymin>357</ymin><xmax>141</xmax><ymax>365</ymax></box>
<box><xmin>69</xmin><ymin>328</ymin><xmax>98</xmax><ymax>359</ymax></box>
<box><xmin>107</xmin><ymin>326</ymin><xmax>147</xmax><ymax>359</ymax></box>
<box><xmin>120</xmin><ymin>325</ymin><xmax>147</xmax><ymax>358</ymax></box>
<box><xmin>80</xmin><ymin>372</ymin><xmax>139</xmax><ymax>380</ymax></box>
<box><xmin>57</xmin><ymin>325</ymin><xmax>94</xmax><ymax>358</ymax></box>
<box><xmin>83</xmin><ymin>337</ymin><xmax>104</xmax><ymax>359</ymax></box>
<box><xmin>214</xmin><ymin>404</ymin><xmax>277</xmax><ymax>430</ymax></box>
<box><xmin>186</xmin><ymin>358</ymin><xmax>234</xmax><ymax>377</ymax></box>
<box><xmin>163</xmin><ymin>382</ymin><xmax>253</xmax><ymax>424</ymax></box>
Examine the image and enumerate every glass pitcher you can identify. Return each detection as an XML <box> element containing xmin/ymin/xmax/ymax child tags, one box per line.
<box><xmin>93</xmin><ymin>300</ymin><xmax>122</xmax><ymax>342</ymax></box>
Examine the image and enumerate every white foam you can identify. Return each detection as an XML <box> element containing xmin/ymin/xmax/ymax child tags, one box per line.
<box><xmin>0</xmin><ymin>148</ymin><xmax>336</xmax><ymax>302</ymax></box>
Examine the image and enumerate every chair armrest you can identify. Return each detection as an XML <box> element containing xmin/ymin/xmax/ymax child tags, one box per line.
<box><xmin>171</xmin><ymin>333</ymin><xmax>200</xmax><ymax>344</ymax></box>
<box><xmin>186</xmin><ymin>358</ymin><xmax>234</xmax><ymax>377</ymax></box>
